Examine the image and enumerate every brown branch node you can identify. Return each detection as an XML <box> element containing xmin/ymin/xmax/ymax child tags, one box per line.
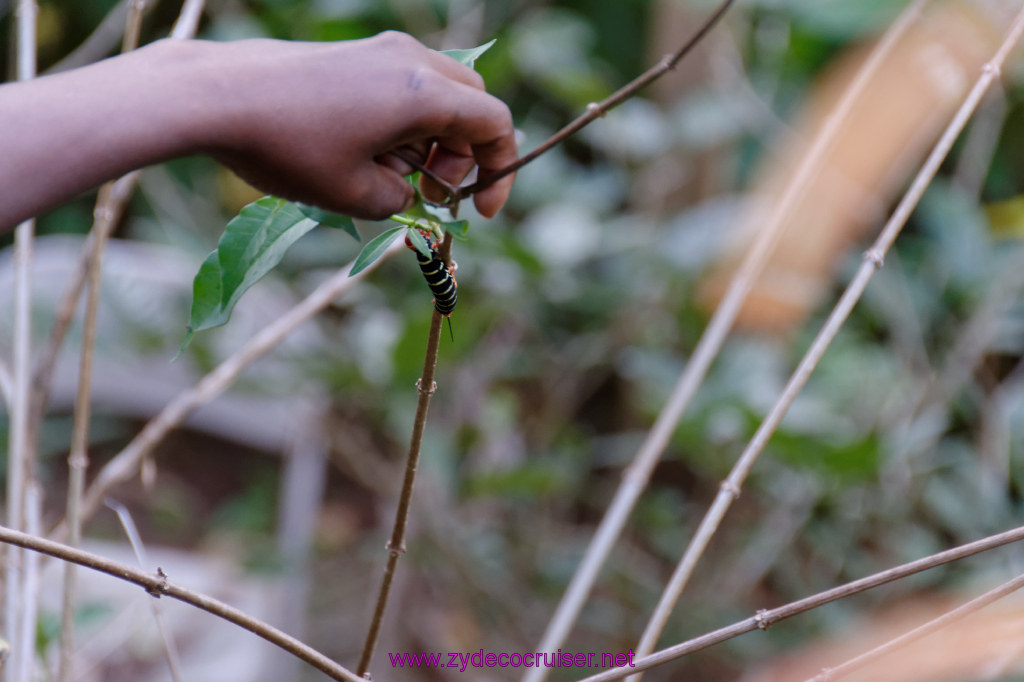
<box><xmin>415</xmin><ymin>378</ymin><xmax>437</xmax><ymax>396</ymax></box>
<box><xmin>753</xmin><ymin>609</ymin><xmax>770</xmax><ymax>631</ymax></box>
<box><xmin>720</xmin><ymin>480</ymin><xmax>741</xmax><ymax>500</ymax></box>
<box><xmin>146</xmin><ymin>566</ymin><xmax>169</xmax><ymax>598</ymax></box>
<box><xmin>863</xmin><ymin>249</ymin><xmax>885</xmax><ymax>269</ymax></box>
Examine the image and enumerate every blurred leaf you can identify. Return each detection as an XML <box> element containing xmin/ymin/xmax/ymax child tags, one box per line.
<box><xmin>443</xmin><ymin>219</ymin><xmax>470</xmax><ymax>240</ymax></box>
<box><xmin>440</xmin><ymin>39</ymin><xmax>496</xmax><ymax>68</ymax></box>
<box><xmin>788</xmin><ymin>0</ymin><xmax>906</xmax><ymax>41</ymax></box>
<box><xmin>180</xmin><ymin>197</ymin><xmax>317</xmax><ymax>353</ymax></box>
<box><xmin>985</xmin><ymin>196</ymin><xmax>1024</xmax><ymax>239</ymax></box>
<box><xmin>351</xmin><ymin>225</ymin><xmax>405</xmax><ymax>276</ymax></box>
<box><xmin>465</xmin><ymin>462</ymin><xmax>569</xmax><ymax>500</ymax></box>
<box><xmin>770</xmin><ymin>429</ymin><xmax>882</xmax><ymax>483</ymax></box>
<box><xmin>295</xmin><ymin>202</ymin><xmax>360</xmax><ymax>241</ymax></box>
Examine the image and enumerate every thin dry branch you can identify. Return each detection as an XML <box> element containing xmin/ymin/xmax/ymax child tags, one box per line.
<box><xmin>28</xmin><ymin>172</ymin><xmax>138</xmax><ymax>458</ymax></box>
<box><xmin>5</xmin><ymin>0</ymin><xmax>38</xmax><ymax>679</ymax></box>
<box><xmin>630</xmin><ymin>3</ymin><xmax>1024</xmax><ymax>669</ymax></box>
<box><xmin>29</xmin><ymin>0</ymin><xmax>202</xmax><ymax>426</ymax></box>
<box><xmin>0</xmin><ymin>524</ymin><xmax>364</xmax><ymax>682</ymax></box>
<box><xmin>455</xmin><ymin>0</ymin><xmax>736</xmax><ymax>201</ymax></box>
<box><xmin>45</xmin><ymin>0</ymin><xmax>131</xmax><ymax>74</ymax></box>
<box><xmin>107</xmin><ymin>499</ymin><xmax>184</xmax><ymax>682</ymax></box>
<box><xmin>52</xmin><ymin>239</ymin><xmax>404</xmax><ymax>538</ymax></box>
<box><xmin>358</xmin><ymin>232</ymin><xmax>452</xmax><ymax>676</ymax></box>
<box><xmin>805</xmin><ymin>572</ymin><xmax>1024</xmax><ymax>682</ymax></box>
<box><xmin>575</xmin><ymin>524</ymin><xmax>1024</xmax><ymax>682</ymax></box>
<box><xmin>59</xmin><ymin>4</ymin><xmax>147</xmax><ymax>666</ymax></box>
<box><xmin>524</xmin><ymin>4</ymin><xmax>928</xmax><ymax>676</ymax></box>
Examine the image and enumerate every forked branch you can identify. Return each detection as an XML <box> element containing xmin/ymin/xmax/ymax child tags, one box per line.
<box><xmin>575</xmin><ymin>524</ymin><xmax>1024</xmax><ymax>682</ymax></box>
<box><xmin>401</xmin><ymin>0</ymin><xmax>736</xmax><ymax>205</ymax></box>
<box><xmin>0</xmin><ymin>525</ymin><xmax>364</xmax><ymax>682</ymax></box>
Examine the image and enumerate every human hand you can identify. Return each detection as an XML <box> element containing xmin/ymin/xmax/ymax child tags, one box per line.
<box><xmin>197</xmin><ymin>32</ymin><xmax>517</xmax><ymax>220</ymax></box>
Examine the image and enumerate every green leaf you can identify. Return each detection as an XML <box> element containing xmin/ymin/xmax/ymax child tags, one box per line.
<box><xmin>442</xmin><ymin>219</ymin><xmax>470</xmax><ymax>240</ymax></box>
<box><xmin>405</xmin><ymin>226</ymin><xmax>433</xmax><ymax>258</ymax></box>
<box><xmin>180</xmin><ymin>196</ymin><xmax>318</xmax><ymax>351</ymax></box>
<box><xmin>350</xmin><ymin>226</ymin><xmax>405</xmax><ymax>276</ymax></box>
<box><xmin>440</xmin><ymin>39</ymin><xmax>496</xmax><ymax>69</ymax></box>
<box><xmin>294</xmin><ymin>203</ymin><xmax>360</xmax><ymax>241</ymax></box>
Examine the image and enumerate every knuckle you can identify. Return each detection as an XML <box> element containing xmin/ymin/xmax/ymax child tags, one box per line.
<box><xmin>376</xmin><ymin>30</ymin><xmax>418</xmax><ymax>50</ymax></box>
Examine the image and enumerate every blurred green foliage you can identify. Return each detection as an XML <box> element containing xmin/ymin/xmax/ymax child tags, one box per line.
<box><xmin>7</xmin><ymin>0</ymin><xmax>1024</xmax><ymax>680</ymax></box>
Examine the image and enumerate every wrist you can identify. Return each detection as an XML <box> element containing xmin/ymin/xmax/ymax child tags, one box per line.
<box><xmin>131</xmin><ymin>38</ymin><xmax>241</xmax><ymax>159</ymax></box>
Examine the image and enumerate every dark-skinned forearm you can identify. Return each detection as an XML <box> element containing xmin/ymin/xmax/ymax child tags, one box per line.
<box><xmin>0</xmin><ymin>40</ymin><xmax>225</xmax><ymax>231</ymax></box>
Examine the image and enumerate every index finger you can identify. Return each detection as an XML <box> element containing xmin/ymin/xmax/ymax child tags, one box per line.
<box><xmin>434</xmin><ymin>86</ymin><xmax>518</xmax><ymax>216</ymax></box>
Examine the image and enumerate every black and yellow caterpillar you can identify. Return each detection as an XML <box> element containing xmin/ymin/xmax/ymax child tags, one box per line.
<box><xmin>412</xmin><ymin>242</ymin><xmax>457</xmax><ymax>316</ymax></box>
<box><xmin>405</xmin><ymin>229</ymin><xmax>457</xmax><ymax>337</ymax></box>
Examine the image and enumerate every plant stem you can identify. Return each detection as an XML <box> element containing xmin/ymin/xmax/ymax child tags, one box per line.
<box><xmin>0</xmin><ymin>524</ymin><xmax>364</xmax><ymax>682</ymax></box>
<box><xmin>454</xmin><ymin>0</ymin><xmax>736</xmax><ymax>201</ymax></box>
<box><xmin>804</xmin><ymin>572</ymin><xmax>1024</xmax><ymax>682</ymax></box>
<box><xmin>58</xmin><ymin>180</ymin><xmax>123</xmax><ymax>681</ymax></box>
<box><xmin>629</xmin><ymin>3</ymin><xmax>1024</xmax><ymax>670</ymax></box>
<box><xmin>522</xmin><ymin>4</ymin><xmax>927</xmax><ymax>677</ymax></box>
<box><xmin>358</xmin><ymin>234</ymin><xmax>451</xmax><ymax>676</ymax></box>
<box><xmin>51</xmin><ymin>240</ymin><xmax>403</xmax><ymax>538</ymax></box>
<box><xmin>4</xmin><ymin>0</ymin><xmax>37</xmax><ymax>679</ymax></box>
<box><xmin>574</xmin><ymin>523</ymin><xmax>1024</xmax><ymax>682</ymax></box>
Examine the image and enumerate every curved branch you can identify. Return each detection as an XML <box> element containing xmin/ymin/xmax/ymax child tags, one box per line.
<box><xmin>50</xmin><ymin>239</ymin><xmax>405</xmax><ymax>539</ymax></box>
<box><xmin>575</xmin><ymin>523</ymin><xmax>1024</xmax><ymax>682</ymax></box>
<box><xmin>0</xmin><ymin>525</ymin><xmax>363</xmax><ymax>682</ymax></box>
<box><xmin>453</xmin><ymin>0</ymin><xmax>737</xmax><ymax>201</ymax></box>
<box><xmin>805</xmin><ymin>571</ymin><xmax>1024</xmax><ymax>682</ymax></box>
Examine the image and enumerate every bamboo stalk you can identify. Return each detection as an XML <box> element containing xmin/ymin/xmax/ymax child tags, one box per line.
<box><xmin>628</xmin><ymin>4</ymin><xmax>1024</xmax><ymax>673</ymax></box>
<box><xmin>524</xmin><ymin>4</ymin><xmax>928</xmax><ymax>678</ymax></box>
<box><xmin>0</xmin><ymin>525</ymin><xmax>364</xmax><ymax>682</ymax></box>
<box><xmin>52</xmin><ymin>240</ymin><xmax>403</xmax><ymax>538</ymax></box>
<box><xmin>575</xmin><ymin>524</ymin><xmax>1024</xmax><ymax>682</ymax></box>
<box><xmin>4</xmin><ymin>0</ymin><xmax>38</xmax><ymax>679</ymax></box>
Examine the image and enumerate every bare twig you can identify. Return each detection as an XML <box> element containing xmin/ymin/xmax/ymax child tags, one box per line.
<box><xmin>45</xmin><ymin>0</ymin><xmax>131</xmax><ymax>74</ymax></box>
<box><xmin>805</xmin><ymin>572</ymin><xmax>1024</xmax><ymax>682</ymax></box>
<box><xmin>388</xmin><ymin>149</ymin><xmax>461</xmax><ymax>201</ymax></box>
<box><xmin>5</xmin><ymin>0</ymin><xmax>38</xmax><ymax>679</ymax></box>
<box><xmin>0</xmin><ymin>525</ymin><xmax>364</xmax><ymax>682</ymax></box>
<box><xmin>169</xmin><ymin>0</ymin><xmax>205</xmax><ymax>40</ymax></box>
<box><xmin>358</xmin><ymin>233</ymin><xmax>452</xmax><ymax>676</ymax></box>
<box><xmin>58</xmin><ymin>182</ymin><xmax>130</xmax><ymax>682</ymax></box>
<box><xmin>13</xmin><ymin>486</ymin><xmax>40</xmax><ymax>682</ymax></box>
<box><xmin>454</xmin><ymin>0</ymin><xmax>736</xmax><ymax>201</ymax></box>
<box><xmin>27</xmin><ymin>174</ymin><xmax>138</xmax><ymax>461</ymax></box>
<box><xmin>575</xmin><ymin>524</ymin><xmax>1024</xmax><ymax>682</ymax></box>
<box><xmin>629</xmin><ymin>3</ymin><xmax>1024</xmax><ymax>670</ymax></box>
<box><xmin>0</xmin><ymin>360</ymin><xmax>11</xmax><ymax>407</ymax></box>
<box><xmin>51</xmin><ymin>239</ymin><xmax>403</xmax><ymax>538</ymax></box>
<box><xmin>106</xmin><ymin>499</ymin><xmax>184</xmax><ymax>682</ymax></box>
<box><xmin>56</xmin><ymin>5</ymin><xmax>187</xmax><ymax>676</ymax></box>
<box><xmin>524</xmin><ymin>4</ymin><xmax>928</xmax><ymax>677</ymax></box>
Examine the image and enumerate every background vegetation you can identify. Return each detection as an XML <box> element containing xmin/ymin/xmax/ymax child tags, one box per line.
<box><xmin>3</xmin><ymin>0</ymin><xmax>1024</xmax><ymax>680</ymax></box>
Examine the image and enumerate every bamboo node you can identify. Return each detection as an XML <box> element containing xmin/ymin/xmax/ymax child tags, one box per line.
<box><xmin>720</xmin><ymin>480</ymin><xmax>741</xmax><ymax>499</ymax></box>
<box><xmin>753</xmin><ymin>609</ymin><xmax>771</xmax><ymax>630</ymax></box>
<box><xmin>863</xmin><ymin>249</ymin><xmax>885</xmax><ymax>269</ymax></box>
<box><xmin>415</xmin><ymin>378</ymin><xmax>437</xmax><ymax>396</ymax></box>
<box><xmin>146</xmin><ymin>566</ymin><xmax>168</xmax><ymax>598</ymax></box>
